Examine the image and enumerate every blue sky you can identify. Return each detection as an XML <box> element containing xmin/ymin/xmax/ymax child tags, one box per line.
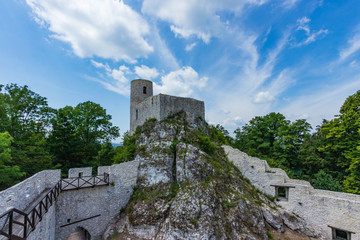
<box><xmin>1</xmin><ymin>0</ymin><xmax>360</xmax><ymax>141</ymax></box>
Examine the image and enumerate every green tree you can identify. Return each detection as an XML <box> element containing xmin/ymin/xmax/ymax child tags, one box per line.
<box><xmin>113</xmin><ymin>131</ymin><xmax>136</xmax><ymax>164</ymax></box>
<box><xmin>234</xmin><ymin>112</ymin><xmax>289</xmax><ymax>162</ymax></box>
<box><xmin>318</xmin><ymin>90</ymin><xmax>360</xmax><ymax>193</ymax></box>
<box><xmin>311</xmin><ymin>170</ymin><xmax>343</xmax><ymax>192</ymax></box>
<box><xmin>47</xmin><ymin>106</ymin><xmax>83</xmax><ymax>172</ymax></box>
<box><xmin>48</xmin><ymin>101</ymin><xmax>120</xmax><ymax>172</ymax></box>
<box><xmin>0</xmin><ymin>84</ymin><xmax>54</xmax><ymax>177</ymax></box>
<box><xmin>276</xmin><ymin>119</ymin><xmax>312</xmax><ymax>170</ymax></box>
<box><xmin>95</xmin><ymin>141</ymin><xmax>116</xmax><ymax>167</ymax></box>
<box><xmin>209</xmin><ymin>124</ymin><xmax>233</xmax><ymax>145</ymax></box>
<box><xmin>0</xmin><ymin>132</ymin><xmax>25</xmax><ymax>190</ymax></box>
<box><xmin>233</xmin><ymin>113</ymin><xmax>312</xmax><ymax>175</ymax></box>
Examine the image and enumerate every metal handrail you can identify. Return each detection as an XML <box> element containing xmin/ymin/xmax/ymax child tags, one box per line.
<box><xmin>0</xmin><ymin>173</ymin><xmax>109</xmax><ymax>239</ymax></box>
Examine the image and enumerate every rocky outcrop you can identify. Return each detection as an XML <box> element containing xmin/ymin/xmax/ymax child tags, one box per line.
<box><xmin>104</xmin><ymin>113</ymin><xmax>321</xmax><ymax>240</ymax></box>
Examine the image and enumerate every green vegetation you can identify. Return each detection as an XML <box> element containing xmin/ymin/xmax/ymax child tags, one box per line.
<box><xmin>232</xmin><ymin>90</ymin><xmax>360</xmax><ymax>194</ymax></box>
<box><xmin>0</xmin><ymin>132</ymin><xmax>25</xmax><ymax>189</ymax></box>
<box><xmin>113</xmin><ymin>132</ymin><xmax>137</xmax><ymax>164</ymax></box>
<box><xmin>267</xmin><ymin>231</ymin><xmax>274</xmax><ymax>239</ymax></box>
<box><xmin>124</xmin><ymin>114</ymin><xmax>268</xmax><ymax>238</ymax></box>
<box><xmin>1</xmin><ymin>82</ymin><xmax>359</xmax><ymax>195</ymax></box>
<box><xmin>0</xmin><ymin>83</ymin><xmax>120</xmax><ymax>190</ymax></box>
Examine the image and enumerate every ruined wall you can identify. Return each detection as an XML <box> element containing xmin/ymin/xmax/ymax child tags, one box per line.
<box><xmin>0</xmin><ymin>161</ymin><xmax>139</xmax><ymax>240</ymax></box>
<box><xmin>130</xmin><ymin>94</ymin><xmax>205</xmax><ymax>134</ymax></box>
<box><xmin>223</xmin><ymin>145</ymin><xmax>360</xmax><ymax>240</ymax></box>
<box><xmin>55</xmin><ymin>160</ymin><xmax>139</xmax><ymax>240</ymax></box>
<box><xmin>0</xmin><ymin>170</ymin><xmax>61</xmax><ymax>240</ymax></box>
<box><xmin>158</xmin><ymin>94</ymin><xmax>205</xmax><ymax>125</ymax></box>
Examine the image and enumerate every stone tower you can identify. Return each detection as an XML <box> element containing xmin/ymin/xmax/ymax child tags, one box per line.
<box><xmin>130</xmin><ymin>79</ymin><xmax>153</xmax><ymax>132</ymax></box>
<box><xmin>130</xmin><ymin>79</ymin><xmax>205</xmax><ymax>134</ymax></box>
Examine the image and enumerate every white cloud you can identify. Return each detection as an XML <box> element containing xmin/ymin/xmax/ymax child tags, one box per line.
<box><xmin>110</xmin><ymin>66</ymin><xmax>130</xmax><ymax>84</ymax></box>
<box><xmin>283</xmin><ymin>0</ymin><xmax>301</xmax><ymax>9</ymax></box>
<box><xmin>142</xmin><ymin>0</ymin><xmax>268</xmax><ymax>43</ymax></box>
<box><xmin>253</xmin><ymin>91</ymin><xmax>274</xmax><ymax>103</ymax></box>
<box><xmin>91</xmin><ymin>60</ymin><xmax>131</xmax><ymax>95</ymax></box>
<box><xmin>339</xmin><ymin>33</ymin><xmax>360</xmax><ymax>62</ymax></box>
<box><xmin>134</xmin><ymin>65</ymin><xmax>159</xmax><ymax>80</ymax></box>
<box><xmin>221</xmin><ymin>116</ymin><xmax>244</xmax><ymax>128</ymax></box>
<box><xmin>303</xmin><ymin>29</ymin><xmax>328</xmax><ymax>45</ymax></box>
<box><xmin>297</xmin><ymin>17</ymin><xmax>310</xmax><ymax>26</ymax></box>
<box><xmin>91</xmin><ymin>60</ymin><xmax>110</xmax><ymax>72</ymax></box>
<box><xmin>91</xmin><ymin>62</ymin><xmax>207</xmax><ymax>98</ymax></box>
<box><xmin>154</xmin><ymin>66</ymin><xmax>208</xmax><ymax>97</ymax></box>
<box><xmin>280</xmin><ymin>76</ymin><xmax>360</xmax><ymax>127</ymax></box>
<box><xmin>203</xmin><ymin>30</ymin><xmax>295</xmax><ymax>133</ymax></box>
<box><xmin>185</xmin><ymin>42</ymin><xmax>197</xmax><ymax>51</ymax></box>
<box><xmin>26</xmin><ymin>0</ymin><xmax>153</xmax><ymax>62</ymax></box>
<box><xmin>291</xmin><ymin>17</ymin><xmax>328</xmax><ymax>47</ymax></box>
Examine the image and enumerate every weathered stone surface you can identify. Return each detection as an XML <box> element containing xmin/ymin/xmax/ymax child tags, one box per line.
<box><xmin>104</xmin><ymin>117</ymin><xmax>319</xmax><ymax>240</ymax></box>
<box><xmin>130</xmin><ymin>79</ymin><xmax>205</xmax><ymax>134</ymax></box>
<box><xmin>262</xmin><ymin>207</ymin><xmax>284</xmax><ymax>232</ymax></box>
<box><xmin>224</xmin><ymin>145</ymin><xmax>360</xmax><ymax>240</ymax></box>
<box><xmin>0</xmin><ymin>169</ymin><xmax>60</xmax><ymax>240</ymax></box>
<box><xmin>55</xmin><ymin>160</ymin><xmax>139</xmax><ymax>240</ymax></box>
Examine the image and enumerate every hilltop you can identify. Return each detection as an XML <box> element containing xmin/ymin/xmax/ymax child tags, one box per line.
<box><xmin>104</xmin><ymin>112</ymin><xmax>320</xmax><ymax>240</ymax></box>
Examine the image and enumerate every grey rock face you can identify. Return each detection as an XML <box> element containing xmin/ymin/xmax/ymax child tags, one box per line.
<box><xmin>104</xmin><ymin>116</ymin><xmax>321</xmax><ymax>240</ymax></box>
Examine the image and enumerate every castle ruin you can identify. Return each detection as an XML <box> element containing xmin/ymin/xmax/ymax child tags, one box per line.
<box><xmin>0</xmin><ymin>80</ymin><xmax>359</xmax><ymax>240</ymax></box>
<box><xmin>130</xmin><ymin>79</ymin><xmax>205</xmax><ymax>134</ymax></box>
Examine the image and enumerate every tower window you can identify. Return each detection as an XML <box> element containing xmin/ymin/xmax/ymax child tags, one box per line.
<box><xmin>143</xmin><ymin>86</ymin><xmax>147</xmax><ymax>94</ymax></box>
<box><xmin>136</xmin><ymin>109</ymin><xmax>138</xmax><ymax>120</ymax></box>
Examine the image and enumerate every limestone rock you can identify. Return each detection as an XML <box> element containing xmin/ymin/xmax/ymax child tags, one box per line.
<box><xmin>104</xmin><ymin>114</ymin><xmax>321</xmax><ymax>240</ymax></box>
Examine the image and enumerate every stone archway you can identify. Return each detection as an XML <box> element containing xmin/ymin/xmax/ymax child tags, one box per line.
<box><xmin>67</xmin><ymin>226</ymin><xmax>91</xmax><ymax>240</ymax></box>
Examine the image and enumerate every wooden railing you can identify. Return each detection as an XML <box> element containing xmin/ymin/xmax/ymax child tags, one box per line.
<box><xmin>61</xmin><ymin>173</ymin><xmax>109</xmax><ymax>191</ymax></box>
<box><xmin>0</xmin><ymin>173</ymin><xmax>109</xmax><ymax>240</ymax></box>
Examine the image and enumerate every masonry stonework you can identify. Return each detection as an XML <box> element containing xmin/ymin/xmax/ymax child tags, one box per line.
<box><xmin>56</xmin><ymin>160</ymin><xmax>139</xmax><ymax>240</ymax></box>
<box><xmin>0</xmin><ymin>161</ymin><xmax>139</xmax><ymax>240</ymax></box>
<box><xmin>130</xmin><ymin>79</ymin><xmax>205</xmax><ymax>134</ymax></box>
<box><xmin>0</xmin><ymin>170</ymin><xmax>61</xmax><ymax>240</ymax></box>
<box><xmin>223</xmin><ymin>145</ymin><xmax>360</xmax><ymax>240</ymax></box>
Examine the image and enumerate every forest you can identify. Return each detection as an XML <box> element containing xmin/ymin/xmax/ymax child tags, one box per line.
<box><xmin>0</xmin><ymin>83</ymin><xmax>359</xmax><ymax>194</ymax></box>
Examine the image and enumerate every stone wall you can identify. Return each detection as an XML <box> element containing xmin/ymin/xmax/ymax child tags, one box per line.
<box><xmin>223</xmin><ymin>145</ymin><xmax>360</xmax><ymax>240</ymax></box>
<box><xmin>130</xmin><ymin>94</ymin><xmax>205</xmax><ymax>134</ymax></box>
<box><xmin>158</xmin><ymin>94</ymin><xmax>205</xmax><ymax>125</ymax></box>
<box><xmin>130</xmin><ymin>79</ymin><xmax>154</xmax><ymax>133</ymax></box>
<box><xmin>130</xmin><ymin>94</ymin><xmax>161</xmax><ymax>134</ymax></box>
<box><xmin>55</xmin><ymin>160</ymin><xmax>139</xmax><ymax>240</ymax></box>
<box><xmin>0</xmin><ymin>169</ymin><xmax>61</xmax><ymax>240</ymax></box>
<box><xmin>0</xmin><ymin>161</ymin><xmax>139</xmax><ymax>240</ymax></box>
<box><xmin>28</xmin><ymin>204</ymin><xmax>57</xmax><ymax>240</ymax></box>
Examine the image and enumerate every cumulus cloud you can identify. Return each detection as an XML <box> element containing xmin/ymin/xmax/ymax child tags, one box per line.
<box><xmin>154</xmin><ymin>66</ymin><xmax>208</xmax><ymax>97</ymax></box>
<box><xmin>26</xmin><ymin>0</ymin><xmax>153</xmax><ymax>62</ymax></box>
<box><xmin>91</xmin><ymin>60</ymin><xmax>131</xmax><ymax>95</ymax></box>
<box><xmin>253</xmin><ymin>91</ymin><xmax>274</xmax><ymax>103</ymax></box>
<box><xmin>221</xmin><ymin>116</ymin><xmax>244</xmax><ymax>128</ymax></box>
<box><xmin>134</xmin><ymin>65</ymin><xmax>159</xmax><ymax>80</ymax></box>
<box><xmin>142</xmin><ymin>0</ymin><xmax>267</xmax><ymax>43</ymax></box>
<box><xmin>91</xmin><ymin>61</ymin><xmax>207</xmax><ymax>98</ymax></box>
